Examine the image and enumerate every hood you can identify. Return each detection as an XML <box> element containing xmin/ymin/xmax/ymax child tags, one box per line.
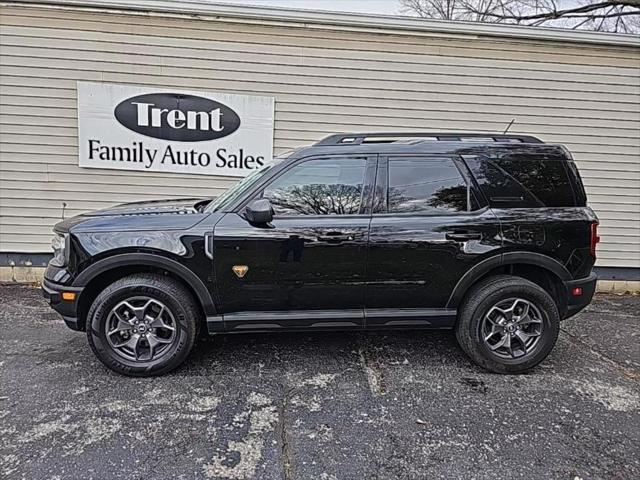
<box><xmin>55</xmin><ymin>198</ymin><xmax>214</xmax><ymax>233</ymax></box>
<box><xmin>87</xmin><ymin>198</ymin><xmax>206</xmax><ymax>217</ymax></box>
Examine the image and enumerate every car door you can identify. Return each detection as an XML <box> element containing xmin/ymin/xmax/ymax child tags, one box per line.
<box><xmin>213</xmin><ymin>155</ymin><xmax>376</xmax><ymax>330</ymax></box>
<box><xmin>365</xmin><ymin>155</ymin><xmax>502</xmax><ymax>328</ymax></box>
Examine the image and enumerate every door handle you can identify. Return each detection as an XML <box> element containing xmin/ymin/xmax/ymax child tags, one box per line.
<box><xmin>317</xmin><ymin>232</ymin><xmax>354</xmax><ymax>243</ymax></box>
<box><xmin>445</xmin><ymin>231</ymin><xmax>482</xmax><ymax>241</ymax></box>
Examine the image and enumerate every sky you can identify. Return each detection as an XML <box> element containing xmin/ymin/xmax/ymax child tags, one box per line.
<box><xmin>216</xmin><ymin>0</ymin><xmax>406</xmax><ymax>15</ymax></box>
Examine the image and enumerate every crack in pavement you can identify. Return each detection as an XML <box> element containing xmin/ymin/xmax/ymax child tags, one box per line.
<box><xmin>560</xmin><ymin>327</ymin><xmax>640</xmax><ymax>380</ymax></box>
<box><xmin>138</xmin><ymin>435</ymin><xmax>194</xmax><ymax>480</ymax></box>
<box><xmin>357</xmin><ymin>341</ymin><xmax>387</xmax><ymax>396</ymax></box>
<box><xmin>277</xmin><ymin>385</ymin><xmax>295</xmax><ymax>480</ymax></box>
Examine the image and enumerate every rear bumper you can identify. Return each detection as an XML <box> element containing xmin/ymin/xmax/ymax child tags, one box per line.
<box><xmin>41</xmin><ymin>278</ymin><xmax>84</xmax><ymax>331</ymax></box>
<box><xmin>563</xmin><ymin>272</ymin><xmax>597</xmax><ymax>319</ymax></box>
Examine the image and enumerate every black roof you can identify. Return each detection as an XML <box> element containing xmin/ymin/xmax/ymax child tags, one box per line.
<box><xmin>285</xmin><ymin>132</ymin><xmax>567</xmax><ymax>160</ymax></box>
<box><xmin>315</xmin><ymin>132</ymin><xmax>543</xmax><ymax>145</ymax></box>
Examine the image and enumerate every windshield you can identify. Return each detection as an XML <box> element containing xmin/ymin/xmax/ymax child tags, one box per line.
<box><xmin>206</xmin><ymin>162</ymin><xmax>277</xmax><ymax>212</ymax></box>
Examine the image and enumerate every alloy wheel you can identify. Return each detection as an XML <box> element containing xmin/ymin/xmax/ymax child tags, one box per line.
<box><xmin>105</xmin><ymin>296</ymin><xmax>177</xmax><ymax>362</ymax></box>
<box><xmin>481</xmin><ymin>297</ymin><xmax>544</xmax><ymax>359</ymax></box>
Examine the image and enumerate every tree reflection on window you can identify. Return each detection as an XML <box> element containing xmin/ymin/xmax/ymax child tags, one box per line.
<box><xmin>269</xmin><ymin>183</ymin><xmax>363</xmax><ymax>215</ymax></box>
<box><xmin>263</xmin><ymin>158</ymin><xmax>366</xmax><ymax>216</ymax></box>
<box><xmin>388</xmin><ymin>159</ymin><xmax>471</xmax><ymax>213</ymax></box>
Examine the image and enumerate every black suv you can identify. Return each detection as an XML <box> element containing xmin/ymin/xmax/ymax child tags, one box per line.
<box><xmin>43</xmin><ymin>132</ymin><xmax>599</xmax><ymax>376</ymax></box>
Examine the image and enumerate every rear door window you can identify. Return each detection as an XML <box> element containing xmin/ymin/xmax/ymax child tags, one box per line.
<box><xmin>383</xmin><ymin>157</ymin><xmax>480</xmax><ymax>214</ymax></box>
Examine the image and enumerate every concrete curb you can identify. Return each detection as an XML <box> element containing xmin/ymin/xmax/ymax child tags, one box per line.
<box><xmin>2</xmin><ymin>266</ymin><xmax>638</xmax><ymax>294</ymax></box>
<box><xmin>595</xmin><ymin>280</ymin><xmax>640</xmax><ymax>295</ymax></box>
<box><xmin>0</xmin><ymin>266</ymin><xmax>45</xmax><ymax>284</ymax></box>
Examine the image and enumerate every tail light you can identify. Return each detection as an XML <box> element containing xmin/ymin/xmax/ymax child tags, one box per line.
<box><xmin>590</xmin><ymin>222</ymin><xmax>600</xmax><ymax>258</ymax></box>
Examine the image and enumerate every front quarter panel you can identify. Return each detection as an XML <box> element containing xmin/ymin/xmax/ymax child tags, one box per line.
<box><xmin>45</xmin><ymin>213</ymin><xmax>222</xmax><ymax>291</ymax></box>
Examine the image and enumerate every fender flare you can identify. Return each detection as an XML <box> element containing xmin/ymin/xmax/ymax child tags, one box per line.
<box><xmin>73</xmin><ymin>253</ymin><xmax>216</xmax><ymax>316</ymax></box>
<box><xmin>446</xmin><ymin>251</ymin><xmax>571</xmax><ymax>309</ymax></box>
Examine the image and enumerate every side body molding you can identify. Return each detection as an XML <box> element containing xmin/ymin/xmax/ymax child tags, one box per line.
<box><xmin>446</xmin><ymin>251</ymin><xmax>571</xmax><ymax>309</ymax></box>
<box><xmin>72</xmin><ymin>253</ymin><xmax>216</xmax><ymax>316</ymax></box>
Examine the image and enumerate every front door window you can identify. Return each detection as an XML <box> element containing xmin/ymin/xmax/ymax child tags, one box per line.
<box><xmin>262</xmin><ymin>158</ymin><xmax>367</xmax><ymax>216</ymax></box>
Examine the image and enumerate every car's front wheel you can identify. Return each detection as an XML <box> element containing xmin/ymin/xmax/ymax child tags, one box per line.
<box><xmin>86</xmin><ymin>273</ymin><xmax>199</xmax><ymax>376</ymax></box>
<box><xmin>455</xmin><ymin>275</ymin><xmax>560</xmax><ymax>374</ymax></box>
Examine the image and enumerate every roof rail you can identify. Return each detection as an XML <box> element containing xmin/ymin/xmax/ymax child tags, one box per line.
<box><xmin>315</xmin><ymin>132</ymin><xmax>543</xmax><ymax>145</ymax></box>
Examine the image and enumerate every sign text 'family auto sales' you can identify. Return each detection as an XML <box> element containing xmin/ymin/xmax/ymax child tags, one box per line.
<box><xmin>78</xmin><ymin>82</ymin><xmax>274</xmax><ymax>177</ymax></box>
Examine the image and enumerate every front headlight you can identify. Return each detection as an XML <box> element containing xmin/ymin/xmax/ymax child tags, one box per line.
<box><xmin>50</xmin><ymin>233</ymin><xmax>69</xmax><ymax>267</ymax></box>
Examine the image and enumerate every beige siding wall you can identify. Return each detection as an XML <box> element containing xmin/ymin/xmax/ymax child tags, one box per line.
<box><xmin>1</xmin><ymin>4</ymin><xmax>639</xmax><ymax>267</ymax></box>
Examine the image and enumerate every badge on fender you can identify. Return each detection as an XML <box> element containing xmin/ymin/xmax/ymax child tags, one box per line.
<box><xmin>232</xmin><ymin>265</ymin><xmax>249</xmax><ymax>278</ymax></box>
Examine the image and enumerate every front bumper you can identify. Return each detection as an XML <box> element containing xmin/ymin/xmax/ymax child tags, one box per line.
<box><xmin>563</xmin><ymin>272</ymin><xmax>597</xmax><ymax>319</ymax></box>
<box><xmin>42</xmin><ymin>278</ymin><xmax>84</xmax><ymax>331</ymax></box>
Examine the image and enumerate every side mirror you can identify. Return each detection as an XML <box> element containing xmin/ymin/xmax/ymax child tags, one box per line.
<box><xmin>245</xmin><ymin>198</ymin><xmax>274</xmax><ymax>225</ymax></box>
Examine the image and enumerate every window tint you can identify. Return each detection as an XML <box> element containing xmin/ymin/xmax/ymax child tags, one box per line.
<box><xmin>263</xmin><ymin>157</ymin><xmax>366</xmax><ymax>216</ymax></box>
<box><xmin>387</xmin><ymin>158</ymin><xmax>476</xmax><ymax>214</ymax></box>
<box><xmin>464</xmin><ymin>153</ymin><xmax>577</xmax><ymax>207</ymax></box>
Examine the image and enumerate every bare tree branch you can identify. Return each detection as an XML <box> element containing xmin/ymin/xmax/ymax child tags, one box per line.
<box><xmin>465</xmin><ymin>1</ymin><xmax>639</xmax><ymax>21</ymax></box>
<box><xmin>563</xmin><ymin>9</ymin><xmax>640</xmax><ymax>17</ymax></box>
<box><xmin>400</xmin><ymin>0</ymin><xmax>640</xmax><ymax>32</ymax></box>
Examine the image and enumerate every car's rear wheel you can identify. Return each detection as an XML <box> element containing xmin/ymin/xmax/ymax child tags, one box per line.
<box><xmin>455</xmin><ymin>275</ymin><xmax>560</xmax><ymax>374</ymax></box>
<box><xmin>87</xmin><ymin>274</ymin><xmax>199</xmax><ymax>376</ymax></box>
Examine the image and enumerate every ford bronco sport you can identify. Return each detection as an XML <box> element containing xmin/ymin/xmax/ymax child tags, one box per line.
<box><xmin>43</xmin><ymin>132</ymin><xmax>599</xmax><ymax>376</ymax></box>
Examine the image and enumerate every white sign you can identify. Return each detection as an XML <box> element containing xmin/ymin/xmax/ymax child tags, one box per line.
<box><xmin>78</xmin><ymin>82</ymin><xmax>274</xmax><ymax>177</ymax></box>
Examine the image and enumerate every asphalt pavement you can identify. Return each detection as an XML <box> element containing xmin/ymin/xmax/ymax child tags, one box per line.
<box><xmin>1</xmin><ymin>285</ymin><xmax>638</xmax><ymax>480</ymax></box>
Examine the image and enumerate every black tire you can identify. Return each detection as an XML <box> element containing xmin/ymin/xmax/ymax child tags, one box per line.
<box><xmin>455</xmin><ymin>275</ymin><xmax>560</xmax><ymax>374</ymax></box>
<box><xmin>87</xmin><ymin>273</ymin><xmax>199</xmax><ymax>376</ymax></box>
